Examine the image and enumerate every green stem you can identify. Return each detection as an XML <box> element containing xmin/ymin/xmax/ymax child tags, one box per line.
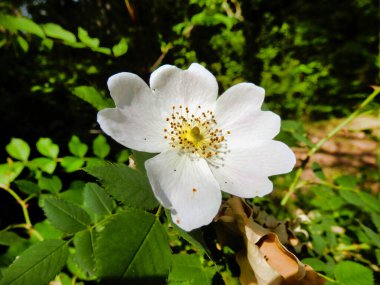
<box><xmin>281</xmin><ymin>87</ymin><xmax>380</xmax><ymax>206</ymax></box>
<box><xmin>0</xmin><ymin>184</ymin><xmax>43</xmax><ymax>241</ymax></box>
<box><xmin>318</xmin><ymin>273</ymin><xmax>338</xmax><ymax>283</ymax></box>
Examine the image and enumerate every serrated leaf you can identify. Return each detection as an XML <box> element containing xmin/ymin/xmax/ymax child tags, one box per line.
<box><xmin>42</xmin><ymin>197</ymin><xmax>91</xmax><ymax>234</ymax></box>
<box><xmin>95</xmin><ymin>210</ymin><xmax>172</xmax><ymax>284</ymax></box>
<box><xmin>84</xmin><ymin>183</ymin><xmax>114</xmax><ymax>216</ymax></box>
<box><xmin>86</xmin><ymin>162</ymin><xmax>158</xmax><ymax>209</ymax></box>
<box><xmin>74</xmin><ymin>229</ymin><xmax>96</xmax><ymax>276</ymax></box>
<box><xmin>36</xmin><ymin>138</ymin><xmax>59</xmax><ymax>158</ymax></box>
<box><xmin>168</xmin><ymin>254</ymin><xmax>216</xmax><ymax>285</ymax></box>
<box><xmin>131</xmin><ymin>150</ymin><xmax>155</xmax><ymax>174</ymax></box>
<box><xmin>6</xmin><ymin>138</ymin><xmax>30</xmax><ymax>161</ymax></box>
<box><xmin>38</xmin><ymin>175</ymin><xmax>62</xmax><ymax>193</ymax></box>
<box><xmin>0</xmin><ymin>162</ymin><xmax>24</xmax><ymax>185</ymax></box>
<box><xmin>92</xmin><ymin>135</ymin><xmax>110</xmax><ymax>159</ymax></box>
<box><xmin>42</xmin><ymin>23</ymin><xmax>76</xmax><ymax>43</ymax></box>
<box><xmin>78</xmin><ymin>27</ymin><xmax>99</xmax><ymax>48</ymax></box>
<box><xmin>72</xmin><ymin>86</ymin><xmax>114</xmax><ymax>110</ymax></box>
<box><xmin>334</xmin><ymin>261</ymin><xmax>374</xmax><ymax>285</ymax></box>
<box><xmin>112</xmin><ymin>37</ymin><xmax>128</xmax><ymax>57</ymax></box>
<box><xmin>61</xmin><ymin>156</ymin><xmax>85</xmax><ymax>172</ymax></box>
<box><xmin>0</xmin><ymin>240</ymin><xmax>69</xmax><ymax>285</ymax></box>
<box><xmin>0</xmin><ymin>14</ymin><xmax>45</xmax><ymax>38</ymax></box>
<box><xmin>14</xmin><ymin>180</ymin><xmax>40</xmax><ymax>195</ymax></box>
<box><xmin>28</xmin><ymin>157</ymin><xmax>56</xmax><ymax>174</ymax></box>
<box><xmin>68</xmin><ymin>136</ymin><xmax>88</xmax><ymax>158</ymax></box>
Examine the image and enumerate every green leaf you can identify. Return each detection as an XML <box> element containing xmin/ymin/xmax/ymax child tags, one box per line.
<box><xmin>61</xmin><ymin>156</ymin><xmax>85</xmax><ymax>172</ymax></box>
<box><xmin>0</xmin><ymin>162</ymin><xmax>24</xmax><ymax>185</ymax></box>
<box><xmin>14</xmin><ymin>180</ymin><xmax>40</xmax><ymax>195</ymax></box>
<box><xmin>6</xmin><ymin>138</ymin><xmax>30</xmax><ymax>161</ymax></box>
<box><xmin>78</xmin><ymin>27</ymin><xmax>99</xmax><ymax>48</ymax></box>
<box><xmin>68</xmin><ymin>136</ymin><xmax>88</xmax><ymax>158</ymax></box>
<box><xmin>117</xmin><ymin>149</ymin><xmax>130</xmax><ymax>163</ymax></box>
<box><xmin>335</xmin><ymin>175</ymin><xmax>357</xmax><ymax>189</ymax></box>
<box><xmin>95</xmin><ymin>210</ymin><xmax>172</xmax><ymax>284</ymax></box>
<box><xmin>86</xmin><ymin>162</ymin><xmax>158</xmax><ymax>209</ymax></box>
<box><xmin>92</xmin><ymin>135</ymin><xmax>110</xmax><ymax>159</ymax></box>
<box><xmin>42</xmin><ymin>23</ymin><xmax>76</xmax><ymax>43</ymax></box>
<box><xmin>0</xmin><ymin>14</ymin><xmax>45</xmax><ymax>38</ymax></box>
<box><xmin>91</xmin><ymin>46</ymin><xmax>111</xmax><ymax>55</ymax></box>
<box><xmin>359</xmin><ymin>223</ymin><xmax>380</xmax><ymax>248</ymax></box>
<box><xmin>358</xmin><ymin>192</ymin><xmax>380</xmax><ymax>213</ymax></box>
<box><xmin>112</xmin><ymin>37</ymin><xmax>128</xmax><ymax>57</ymax></box>
<box><xmin>0</xmin><ymin>240</ymin><xmax>69</xmax><ymax>285</ymax></box>
<box><xmin>72</xmin><ymin>86</ymin><xmax>114</xmax><ymax>110</ymax></box>
<box><xmin>36</xmin><ymin>138</ymin><xmax>59</xmax><ymax>158</ymax></box>
<box><xmin>0</xmin><ymin>232</ymin><xmax>25</xmax><ymax>246</ymax></box>
<box><xmin>16</xmin><ymin>35</ymin><xmax>28</xmax><ymax>52</ymax></box>
<box><xmin>339</xmin><ymin>190</ymin><xmax>366</xmax><ymax>209</ymax></box>
<box><xmin>33</xmin><ymin>220</ymin><xmax>63</xmax><ymax>240</ymax></box>
<box><xmin>370</xmin><ymin>213</ymin><xmax>380</xmax><ymax>233</ymax></box>
<box><xmin>301</xmin><ymin>258</ymin><xmax>327</xmax><ymax>272</ymax></box>
<box><xmin>73</xmin><ymin>229</ymin><xmax>96</xmax><ymax>276</ymax></box>
<box><xmin>168</xmin><ymin>254</ymin><xmax>217</xmax><ymax>285</ymax></box>
<box><xmin>334</xmin><ymin>261</ymin><xmax>374</xmax><ymax>285</ymax></box>
<box><xmin>28</xmin><ymin>157</ymin><xmax>57</xmax><ymax>174</ymax></box>
<box><xmin>38</xmin><ymin>175</ymin><xmax>62</xmax><ymax>193</ymax></box>
<box><xmin>84</xmin><ymin>183</ymin><xmax>114</xmax><ymax>216</ymax></box>
<box><xmin>311</xmin><ymin>162</ymin><xmax>326</xmax><ymax>181</ymax></box>
<box><xmin>131</xmin><ymin>150</ymin><xmax>155</xmax><ymax>174</ymax></box>
<box><xmin>42</xmin><ymin>197</ymin><xmax>91</xmax><ymax>234</ymax></box>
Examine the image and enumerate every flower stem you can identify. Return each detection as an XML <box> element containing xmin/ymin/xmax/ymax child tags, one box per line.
<box><xmin>281</xmin><ymin>87</ymin><xmax>380</xmax><ymax>206</ymax></box>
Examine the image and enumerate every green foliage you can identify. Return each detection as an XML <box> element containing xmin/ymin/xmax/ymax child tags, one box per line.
<box><xmin>6</xmin><ymin>138</ymin><xmax>30</xmax><ymax>162</ymax></box>
<box><xmin>95</xmin><ymin>210</ymin><xmax>172</xmax><ymax>284</ymax></box>
<box><xmin>334</xmin><ymin>261</ymin><xmax>374</xmax><ymax>285</ymax></box>
<box><xmin>71</xmin><ymin>86</ymin><xmax>114</xmax><ymax>111</ymax></box>
<box><xmin>0</xmin><ymin>240</ymin><xmax>69</xmax><ymax>285</ymax></box>
<box><xmin>36</xmin><ymin>138</ymin><xmax>59</xmax><ymax>159</ymax></box>
<box><xmin>168</xmin><ymin>254</ymin><xmax>217</xmax><ymax>285</ymax></box>
<box><xmin>85</xmin><ymin>162</ymin><xmax>159</xmax><ymax>209</ymax></box>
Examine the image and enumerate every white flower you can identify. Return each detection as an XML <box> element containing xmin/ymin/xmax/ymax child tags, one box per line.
<box><xmin>97</xmin><ymin>63</ymin><xmax>296</xmax><ymax>231</ymax></box>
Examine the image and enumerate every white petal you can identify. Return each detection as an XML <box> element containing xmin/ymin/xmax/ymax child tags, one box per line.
<box><xmin>211</xmin><ymin>140</ymin><xmax>296</xmax><ymax>198</ymax></box>
<box><xmin>97</xmin><ymin>105</ymin><xmax>169</xmax><ymax>153</ymax></box>
<box><xmin>145</xmin><ymin>150</ymin><xmax>221</xmax><ymax>231</ymax></box>
<box><xmin>215</xmin><ymin>83</ymin><xmax>280</xmax><ymax>143</ymax></box>
<box><xmin>107</xmin><ymin>72</ymin><xmax>152</xmax><ymax>107</ymax></box>
<box><xmin>149</xmin><ymin>63</ymin><xmax>218</xmax><ymax>112</ymax></box>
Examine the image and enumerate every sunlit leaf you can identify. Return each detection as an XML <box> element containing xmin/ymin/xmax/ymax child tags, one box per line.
<box><xmin>92</xmin><ymin>135</ymin><xmax>110</xmax><ymax>159</ymax></box>
<box><xmin>72</xmin><ymin>86</ymin><xmax>114</xmax><ymax>110</ymax></box>
<box><xmin>68</xmin><ymin>135</ymin><xmax>88</xmax><ymax>158</ymax></box>
<box><xmin>334</xmin><ymin>261</ymin><xmax>373</xmax><ymax>285</ymax></box>
<box><xmin>168</xmin><ymin>254</ymin><xmax>216</xmax><ymax>285</ymax></box>
<box><xmin>28</xmin><ymin>157</ymin><xmax>57</xmax><ymax>174</ymax></box>
<box><xmin>61</xmin><ymin>156</ymin><xmax>85</xmax><ymax>172</ymax></box>
<box><xmin>78</xmin><ymin>27</ymin><xmax>100</xmax><ymax>48</ymax></box>
<box><xmin>112</xmin><ymin>37</ymin><xmax>128</xmax><ymax>57</ymax></box>
<box><xmin>42</xmin><ymin>23</ymin><xmax>76</xmax><ymax>43</ymax></box>
<box><xmin>36</xmin><ymin>138</ymin><xmax>59</xmax><ymax>158</ymax></box>
<box><xmin>16</xmin><ymin>35</ymin><xmax>28</xmax><ymax>52</ymax></box>
<box><xmin>0</xmin><ymin>14</ymin><xmax>45</xmax><ymax>38</ymax></box>
<box><xmin>6</xmin><ymin>138</ymin><xmax>30</xmax><ymax>161</ymax></box>
<box><xmin>0</xmin><ymin>162</ymin><xmax>24</xmax><ymax>185</ymax></box>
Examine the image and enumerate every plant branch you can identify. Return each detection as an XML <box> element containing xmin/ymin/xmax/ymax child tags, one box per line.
<box><xmin>281</xmin><ymin>87</ymin><xmax>380</xmax><ymax>205</ymax></box>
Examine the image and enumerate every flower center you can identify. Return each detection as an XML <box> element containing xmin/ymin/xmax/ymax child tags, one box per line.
<box><xmin>164</xmin><ymin>105</ymin><xmax>229</xmax><ymax>159</ymax></box>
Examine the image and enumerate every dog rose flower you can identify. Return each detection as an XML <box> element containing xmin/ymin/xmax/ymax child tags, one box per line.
<box><xmin>98</xmin><ymin>63</ymin><xmax>296</xmax><ymax>231</ymax></box>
